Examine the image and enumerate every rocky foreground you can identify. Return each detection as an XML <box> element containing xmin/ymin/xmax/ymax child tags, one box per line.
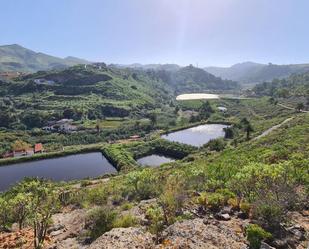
<box><xmin>0</xmin><ymin>199</ymin><xmax>308</xmax><ymax>249</ymax></box>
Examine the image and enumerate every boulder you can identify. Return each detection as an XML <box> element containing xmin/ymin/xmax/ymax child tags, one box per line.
<box><xmin>158</xmin><ymin>218</ymin><xmax>247</xmax><ymax>248</ymax></box>
<box><xmin>215</xmin><ymin>213</ymin><xmax>231</xmax><ymax>221</ymax></box>
<box><xmin>87</xmin><ymin>227</ymin><xmax>155</xmax><ymax>249</ymax></box>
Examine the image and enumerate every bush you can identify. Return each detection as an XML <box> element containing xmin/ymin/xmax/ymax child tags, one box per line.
<box><xmin>146</xmin><ymin>206</ymin><xmax>165</xmax><ymax>244</ymax></box>
<box><xmin>113</xmin><ymin>214</ymin><xmax>138</xmax><ymax>228</ymax></box>
<box><xmin>240</xmin><ymin>201</ymin><xmax>251</xmax><ymax>216</ymax></box>
<box><xmin>246</xmin><ymin>224</ymin><xmax>272</xmax><ymax>249</ymax></box>
<box><xmin>158</xmin><ymin>175</ymin><xmax>186</xmax><ymax>224</ymax></box>
<box><xmin>84</xmin><ymin>187</ymin><xmax>108</xmax><ymax>206</ymax></box>
<box><xmin>207</xmin><ymin>193</ymin><xmax>225</xmax><ymax>211</ymax></box>
<box><xmin>126</xmin><ymin>169</ymin><xmax>158</xmax><ymax>200</ymax></box>
<box><xmin>253</xmin><ymin>202</ymin><xmax>285</xmax><ymax>232</ymax></box>
<box><xmin>86</xmin><ymin>207</ymin><xmax>117</xmax><ymax>240</ymax></box>
<box><xmin>120</xmin><ymin>202</ymin><xmax>133</xmax><ymax>211</ymax></box>
<box><xmin>215</xmin><ymin>188</ymin><xmax>236</xmax><ymax>203</ymax></box>
<box><xmin>204</xmin><ymin>138</ymin><xmax>226</xmax><ymax>152</ymax></box>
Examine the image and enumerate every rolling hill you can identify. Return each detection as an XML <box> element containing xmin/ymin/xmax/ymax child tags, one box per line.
<box><xmin>0</xmin><ymin>44</ymin><xmax>89</xmax><ymax>72</ymax></box>
<box><xmin>205</xmin><ymin>62</ymin><xmax>309</xmax><ymax>85</ymax></box>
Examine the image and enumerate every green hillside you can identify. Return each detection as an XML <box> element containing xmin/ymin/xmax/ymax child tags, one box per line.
<box><xmin>0</xmin><ymin>44</ymin><xmax>89</xmax><ymax>72</ymax></box>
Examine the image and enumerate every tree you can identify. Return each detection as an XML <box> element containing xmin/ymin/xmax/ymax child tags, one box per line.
<box><xmin>0</xmin><ymin>110</ymin><xmax>16</xmax><ymax>128</ymax></box>
<box><xmin>21</xmin><ymin>112</ymin><xmax>45</xmax><ymax>129</ymax></box>
<box><xmin>224</xmin><ymin>127</ymin><xmax>235</xmax><ymax>139</ymax></box>
<box><xmin>62</xmin><ymin>108</ymin><xmax>75</xmax><ymax>119</ymax></box>
<box><xmin>199</xmin><ymin>101</ymin><xmax>214</xmax><ymax>119</ymax></box>
<box><xmin>9</xmin><ymin>193</ymin><xmax>30</xmax><ymax>230</ymax></box>
<box><xmin>240</xmin><ymin>118</ymin><xmax>254</xmax><ymax>140</ymax></box>
<box><xmin>11</xmin><ymin>140</ymin><xmax>31</xmax><ymax>152</ymax></box>
<box><xmin>0</xmin><ymin>197</ymin><xmax>10</xmax><ymax>231</ymax></box>
<box><xmin>148</xmin><ymin>113</ymin><xmax>157</xmax><ymax>127</ymax></box>
<box><xmin>244</xmin><ymin>123</ymin><xmax>254</xmax><ymax>140</ymax></box>
<box><xmin>14</xmin><ymin>179</ymin><xmax>60</xmax><ymax>249</ymax></box>
<box><xmin>296</xmin><ymin>102</ymin><xmax>304</xmax><ymax>112</ymax></box>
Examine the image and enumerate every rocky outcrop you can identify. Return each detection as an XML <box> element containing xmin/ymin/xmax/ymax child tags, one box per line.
<box><xmin>87</xmin><ymin>227</ymin><xmax>155</xmax><ymax>249</ymax></box>
<box><xmin>48</xmin><ymin>208</ymin><xmax>87</xmax><ymax>249</ymax></box>
<box><xmin>158</xmin><ymin>218</ymin><xmax>247</xmax><ymax>249</ymax></box>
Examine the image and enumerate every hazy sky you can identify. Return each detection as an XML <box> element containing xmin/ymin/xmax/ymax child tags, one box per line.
<box><xmin>1</xmin><ymin>0</ymin><xmax>308</xmax><ymax>66</ymax></box>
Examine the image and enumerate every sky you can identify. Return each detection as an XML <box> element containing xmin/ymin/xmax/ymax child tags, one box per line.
<box><xmin>0</xmin><ymin>0</ymin><xmax>308</xmax><ymax>67</ymax></box>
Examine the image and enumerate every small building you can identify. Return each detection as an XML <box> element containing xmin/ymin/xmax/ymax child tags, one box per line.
<box><xmin>217</xmin><ymin>106</ymin><xmax>227</xmax><ymax>112</ymax></box>
<box><xmin>13</xmin><ymin>150</ymin><xmax>27</xmax><ymax>158</ymax></box>
<box><xmin>34</xmin><ymin>143</ymin><xmax>44</xmax><ymax>153</ymax></box>
<box><xmin>59</xmin><ymin>123</ymin><xmax>77</xmax><ymax>132</ymax></box>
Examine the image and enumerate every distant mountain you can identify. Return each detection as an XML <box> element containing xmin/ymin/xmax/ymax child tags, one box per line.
<box><xmin>0</xmin><ymin>44</ymin><xmax>89</xmax><ymax>72</ymax></box>
<box><xmin>205</xmin><ymin>62</ymin><xmax>309</xmax><ymax>85</ymax></box>
<box><xmin>113</xmin><ymin>63</ymin><xmax>181</xmax><ymax>72</ymax></box>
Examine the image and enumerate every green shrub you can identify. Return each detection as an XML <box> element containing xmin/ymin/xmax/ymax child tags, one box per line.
<box><xmin>0</xmin><ymin>197</ymin><xmax>10</xmax><ymax>231</ymax></box>
<box><xmin>207</xmin><ymin>193</ymin><xmax>225</xmax><ymax>211</ymax></box>
<box><xmin>158</xmin><ymin>175</ymin><xmax>186</xmax><ymax>224</ymax></box>
<box><xmin>215</xmin><ymin>188</ymin><xmax>236</xmax><ymax>204</ymax></box>
<box><xmin>120</xmin><ymin>202</ymin><xmax>133</xmax><ymax>211</ymax></box>
<box><xmin>204</xmin><ymin>138</ymin><xmax>226</xmax><ymax>152</ymax></box>
<box><xmin>246</xmin><ymin>224</ymin><xmax>272</xmax><ymax>249</ymax></box>
<box><xmin>240</xmin><ymin>201</ymin><xmax>251</xmax><ymax>216</ymax></box>
<box><xmin>84</xmin><ymin>187</ymin><xmax>108</xmax><ymax>206</ymax></box>
<box><xmin>86</xmin><ymin>207</ymin><xmax>117</xmax><ymax>240</ymax></box>
<box><xmin>253</xmin><ymin>202</ymin><xmax>285</xmax><ymax>231</ymax></box>
<box><xmin>113</xmin><ymin>214</ymin><xmax>138</xmax><ymax>228</ymax></box>
<box><xmin>146</xmin><ymin>206</ymin><xmax>165</xmax><ymax>244</ymax></box>
<box><xmin>126</xmin><ymin>168</ymin><xmax>158</xmax><ymax>200</ymax></box>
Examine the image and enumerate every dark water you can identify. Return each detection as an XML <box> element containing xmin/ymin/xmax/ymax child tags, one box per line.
<box><xmin>161</xmin><ymin>124</ymin><xmax>228</xmax><ymax>147</ymax></box>
<box><xmin>137</xmin><ymin>154</ymin><xmax>175</xmax><ymax>167</ymax></box>
<box><xmin>0</xmin><ymin>152</ymin><xmax>117</xmax><ymax>191</ymax></box>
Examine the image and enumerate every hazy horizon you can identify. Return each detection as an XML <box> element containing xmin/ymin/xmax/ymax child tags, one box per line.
<box><xmin>1</xmin><ymin>0</ymin><xmax>309</xmax><ymax>67</ymax></box>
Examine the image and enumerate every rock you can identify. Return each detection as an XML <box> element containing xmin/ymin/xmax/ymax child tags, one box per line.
<box><xmin>215</xmin><ymin>213</ymin><xmax>231</xmax><ymax>221</ymax></box>
<box><xmin>50</xmin><ymin>230</ymin><xmax>64</xmax><ymax>237</ymax></box>
<box><xmin>158</xmin><ymin>218</ymin><xmax>247</xmax><ymax>248</ymax></box>
<box><xmin>203</xmin><ymin>217</ymin><xmax>210</xmax><ymax>225</ymax></box>
<box><xmin>87</xmin><ymin>227</ymin><xmax>155</xmax><ymax>249</ymax></box>
<box><xmin>236</xmin><ymin>211</ymin><xmax>248</xmax><ymax>219</ymax></box>
<box><xmin>221</xmin><ymin>206</ymin><xmax>233</xmax><ymax>215</ymax></box>
<box><xmin>286</xmin><ymin>224</ymin><xmax>306</xmax><ymax>241</ymax></box>
<box><xmin>260</xmin><ymin>242</ymin><xmax>276</xmax><ymax>249</ymax></box>
<box><xmin>48</xmin><ymin>224</ymin><xmax>65</xmax><ymax>233</ymax></box>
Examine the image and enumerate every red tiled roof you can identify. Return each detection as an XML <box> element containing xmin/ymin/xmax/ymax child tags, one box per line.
<box><xmin>34</xmin><ymin>143</ymin><xmax>43</xmax><ymax>152</ymax></box>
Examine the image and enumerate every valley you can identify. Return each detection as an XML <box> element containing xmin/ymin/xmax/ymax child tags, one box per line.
<box><xmin>0</xmin><ymin>49</ymin><xmax>308</xmax><ymax>249</ymax></box>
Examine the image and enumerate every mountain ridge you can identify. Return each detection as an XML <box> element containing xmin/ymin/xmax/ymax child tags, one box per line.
<box><xmin>205</xmin><ymin>61</ymin><xmax>309</xmax><ymax>84</ymax></box>
<box><xmin>0</xmin><ymin>44</ymin><xmax>89</xmax><ymax>72</ymax></box>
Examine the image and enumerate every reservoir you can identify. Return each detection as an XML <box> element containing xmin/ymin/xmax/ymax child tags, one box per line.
<box><xmin>161</xmin><ymin>124</ymin><xmax>228</xmax><ymax>147</ymax></box>
<box><xmin>0</xmin><ymin>152</ymin><xmax>117</xmax><ymax>191</ymax></box>
<box><xmin>137</xmin><ymin>154</ymin><xmax>175</xmax><ymax>167</ymax></box>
